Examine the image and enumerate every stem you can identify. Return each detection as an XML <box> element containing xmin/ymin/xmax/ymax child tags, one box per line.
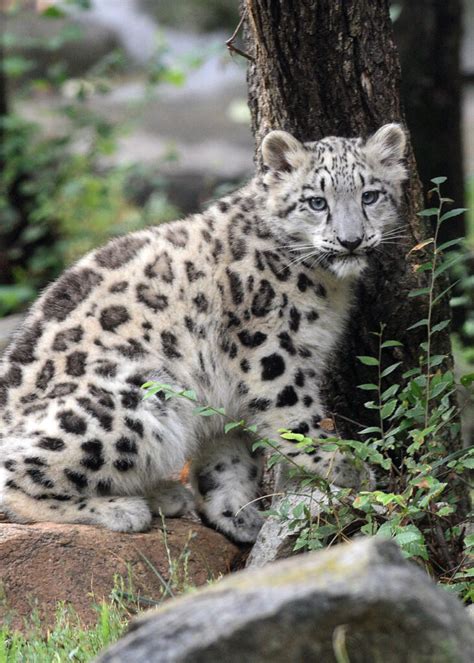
<box><xmin>377</xmin><ymin>323</ymin><xmax>386</xmax><ymax>443</ymax></box>
<box><xmin>144</xmin><ymin>383</ymin><xmax>315</xmax><ymax>476</ymax></box>
<box><xmin>424</xmin><ymin>187</ymin><xmax>444</xmax><ymax>428</ymax></box>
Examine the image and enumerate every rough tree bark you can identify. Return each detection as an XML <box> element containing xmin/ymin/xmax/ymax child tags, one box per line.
<box><xmin>395</xmin><ymin>0</ymin><xmax>465</xmax><ymax>241</ymax></box>
<box><xmin>394</xmin><ymin>0</ymin><xmax>468</xmax><ymax>338</ymax></box>
<box><xmin>241</xmin><ymin>0</ymin><xmax>469</xmax><ymax>563</ymax></box>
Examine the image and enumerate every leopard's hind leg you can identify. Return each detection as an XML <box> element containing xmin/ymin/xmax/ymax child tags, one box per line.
<box><xmin>1</xmin><ymin>479</ymin><xmax>152</xmax><ymax>532</ymax></box>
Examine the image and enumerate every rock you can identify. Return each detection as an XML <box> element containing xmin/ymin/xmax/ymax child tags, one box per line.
<box><xmin>0</xmin><ymin>519</ymin><xmax>239</xmax><ymax>631</ymax></box>
<box><xmin>246</xmin><ymin>464</ymin><xmax>328</xmax><ymax>568</ymax></box>
<box><xmin>97</xmin><ymin>538</ymin><xmax>474</xmax><ymax>663</ymax></box>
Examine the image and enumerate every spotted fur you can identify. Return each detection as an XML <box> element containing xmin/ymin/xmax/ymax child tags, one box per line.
<box><xmin>0</xmin><ymin>124</ymin><xmax>407</xmax><ymax>543</ymax></box>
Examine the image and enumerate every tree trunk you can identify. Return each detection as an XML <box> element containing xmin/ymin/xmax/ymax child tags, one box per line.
<box><xmin>395</xmin><ymin>0</ymin><xmax>465</xmax><ymax>240</ymax></box>
<box><xmin>242</xmin><ymin>2</ymin><xmax>468</xmax><ymax>507</ymax></box>
<box><xmin>394</xmin><ymin>0</ymin><xmax>467</xmax><ymax>338</ymax></box>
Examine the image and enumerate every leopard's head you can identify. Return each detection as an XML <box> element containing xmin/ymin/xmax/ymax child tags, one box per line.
<box><xmin>261</xmin><ymin>124</ymin><xmax>407</xmax><ymax>279</ymax></box>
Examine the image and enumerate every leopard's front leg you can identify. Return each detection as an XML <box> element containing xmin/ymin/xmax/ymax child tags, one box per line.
<box><xmin>254</xmin><ymin>403</ymin><xmax>374</xmax><ymax>491</ymax></box>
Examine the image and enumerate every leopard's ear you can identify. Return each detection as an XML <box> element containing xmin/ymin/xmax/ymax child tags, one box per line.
<box><xmin>261</xmin><ymin>130</ymin><xmax>304</xmax><ymax>173</ymax></box>
<box><xmin>365</xmin><ymin>123</ymin><xmax>407</xmax><ymax>171</ymax></box>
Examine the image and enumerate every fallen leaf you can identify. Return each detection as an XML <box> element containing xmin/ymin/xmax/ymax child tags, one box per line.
<box><xmin>320</xmin><ymin>417</ymin><xmax>336</xmax><ymax>432</ymax></box>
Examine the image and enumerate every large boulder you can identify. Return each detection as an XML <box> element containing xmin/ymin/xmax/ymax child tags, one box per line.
<box><xmin>97</xmin><ymin>537</ymin><xmax>473</xmax><ymax>663</ymax></box>
<box><xmin>0</xmin><ymin>518</ymin><xmax>239</xmax><ymax>631</ymax></box>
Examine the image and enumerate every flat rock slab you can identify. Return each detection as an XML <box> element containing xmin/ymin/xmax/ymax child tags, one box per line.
<box><xmin>0</xmin><ymin>519</ymin><xmax>239</xmax><ymax>631</ymax></box>
<box><xmin>97</xmin><ymin>538</ymin><xmax>474</xmax><ymax>663</ymax></box>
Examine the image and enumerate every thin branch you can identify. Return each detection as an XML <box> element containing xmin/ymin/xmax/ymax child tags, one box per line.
<box><xmin>226</xmin><ymin>9</ymin><xmax>254</xmax><ymax>61</ymax></box>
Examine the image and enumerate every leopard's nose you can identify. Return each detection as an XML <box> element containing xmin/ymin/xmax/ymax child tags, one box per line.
<box><xmin>337</xmin><ymin>237</ymin><xmax>363</xmax><ymax>252</ymax></box>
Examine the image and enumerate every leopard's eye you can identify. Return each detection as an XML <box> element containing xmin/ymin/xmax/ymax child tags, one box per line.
<box><xmin>362</xmin><ymin>190</ymin><xmax>380</xmax><ymax>205</ymax></box>
<box><xmin>308</xmin><ymin>197</ymin><xmax>328</xmax><ymax>212</ymax></box>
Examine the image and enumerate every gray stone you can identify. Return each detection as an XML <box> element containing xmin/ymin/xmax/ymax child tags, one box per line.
<box><xmin>96</xmin><ymin>538</ymin><xmax>474</xmax><ymax>663</ymax></box>
<box><xmin>246</xmin><ymin>463</ymin><xmax>329</xmax><ymax>568</ymax></box>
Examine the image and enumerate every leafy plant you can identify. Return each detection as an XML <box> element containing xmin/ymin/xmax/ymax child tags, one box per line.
<box><xmin>142</xmin><ymin>178</ymin><xmax>473</xmax><ymax>601</ymax></box>
<box><xmin>0</xmin><ymin>3</ymin><xmax>180</xmax><ymax>315</ymax></box>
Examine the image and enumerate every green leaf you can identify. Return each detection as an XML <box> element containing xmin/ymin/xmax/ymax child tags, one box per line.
<box><xmin>359</xmin><ymin>426</ymin><xmax>382</xmax><ymax>435</ymax></box>
<box><xmin>450</xmin><ymin>295</ymin><xmax>468</xmax><ymax>308</ymax></box>
<box><xmin>251</xmin><ymin>439</ymin><xmax>268</xmax><ymax>452</ymax></box>
<box><xmin>437</xmin><ymin>237</ymin><xmax>465</xmax><ymax>252</ymax></box>
<box><xmin>397</xmin><ymin>534</ymin><xmax>428</xmax><ymax>560</ymax></box>
<box><xmin>439</xmin><ymin>208</ymin><xmax>468</xmax><ymax>223</ymax></box>
<box><xmin>193</xmin><ymin>406</ymin><xmax>221</xmax><ymax>417</ymax></box>
<box><xmin>415</xmin><ymin>263</ymin><xmax>433</xmax><ymax>273</ymax></box>
<box><xmin>434</xmin><ymin>254</ymin><xmax>466</xmax><ymax>278</ymax></box>
<box><xmin>429</xmin><ymin>382</ymin><xmax>450</xmax><ymax>399</ymax></box>
<box><xmin>431</xmin><ymin>320</ymin><xmax>450</xmax><ymax>334</ymax></box>
<box><xmin>407</xmin><ymin>319</ymin><xmax>428</xmax><ymax>331</ymax></box>
<box><xmin>267</xmin><ymin>453</ymin><xmax>281</xmax><ymax>469</ymax></box>
<box><xmin>358</xmin><ymin>383</ymin><xmax>378</xmax><ymax>391</ymax></box>
<box><xmin>430</xmin><ymin>176</ymin><xmax>447</xmax><ymax>185</ymax></box>
<box><xmin>375</xmin><ymin>492</ymin><xmax>406</xmax><ymax>507</ymax></box>
<box><xmin>417</xmin><ymin>208</ymin><xmax>439</xmax><ymax>217</ymax></box>
<box><xmin>437</xmin><ymin>505</ymin><xmax>455</xmax><ymax>517</ymax></box>
<box><xmin>433</xmin><ymin>279</ymin><xmax>461</xmax><ymax>305</ymax></box>
<box><xmin>408</xmin><ymin>287</ymin><xmax>430</xmax><ymax>298</ymax></box>
<box><xmin>42</xmin><ymin>6</ymin><xmax>67</xmax><ymax>18</ymax></box>
<box><xmin>280</xmin><ymin>432</ymin><xmax>305</xmax><ymax>442</ymax></box>
<box><xmin>457</xmin><ymin>567</ymin><xmax>474</xmax><ymax>578</ymax></box>
<box><xmin>357</xmin><ymin>356</ymin><xmax>379</xmax><ymax>366</ymax></box>
<box><xmin>380</xmin><ymin>400</ymin><xmax>397</xmax><ymax>419</ymax></box>
<box><xmin>364</xmin><ymin>401</ymin><xmax>380</xmax><ymax>410</ymax></box>
<box><xmin>292</xmin><ymin>502</ymin><xmax>306</xmax><ymax>519</ymax></box>
<box><xmin>224</xmin><ymin>421</ymin><xmax>244</xmax><ymax>434</ymax></box>
<box><xmin>428</xmin><ymin>354</ymin><xmax>446</xmax><ymax>368</ymax></box>
<box><xmin>381</xmin><ymin>384</ymin><xmax>400</xmax><ymax>400</ymax></box>
<box><xmin>380</xmin><ymin>362</ymin><xmax>402</xmax><ymax>378</ymax></box>
<box><xmin>395</xmin><ymin>529</ymin><xmax>423</xmax><ymax>545</ymax></box>
<box><xmin>460</xmin><ymin>373</ymin><xmax>474</xmax><ymax>388</ymax></box>
<box><xmin>424</xmin><ymin>445</ymin><xmax>474</xmax><ymax>474</ymax></box>
<box><xmin>381</xmin><ymin>340</ymin><xmax>403</xmax><ymax>348</ymax></box>
<box><xmin>403</xmin><ymin>368</ymin><xmax>422</xmax><ymax>378</ymax></box>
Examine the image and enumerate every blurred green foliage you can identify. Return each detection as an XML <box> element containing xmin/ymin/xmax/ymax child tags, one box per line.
<box><xmin>0</xmin><ymin>2</ymin><xmax>179</xmax><ymax>316</ymax></box>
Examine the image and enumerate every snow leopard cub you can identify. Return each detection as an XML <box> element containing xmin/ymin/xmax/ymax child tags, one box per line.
<box><xmin>0</xmin><ymin>124</ymin><xmax>406</xmax><ymax>543</ymax></box>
